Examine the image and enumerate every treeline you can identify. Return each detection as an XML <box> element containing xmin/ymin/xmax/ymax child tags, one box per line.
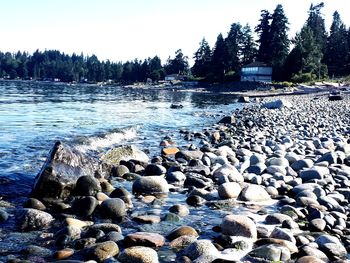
<box><xmin>1</xmin><ymin>2</ymin><xmax>349</xmax><ymax>83</ymax></box>
<box><xmin>0</xmin><ymin>49</ymin><xmax>189</xmax><ymax>83</ymax></box>
<box><xmin>192</xmin><ymin>2</ymin><xmax>350</xmax><ymax>82</ymax></box>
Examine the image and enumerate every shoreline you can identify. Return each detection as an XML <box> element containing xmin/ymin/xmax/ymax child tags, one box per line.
<box><xmin>1</xmin><ymin>92</ymin><xmax>350</xmax><ymax>262</ymax></box>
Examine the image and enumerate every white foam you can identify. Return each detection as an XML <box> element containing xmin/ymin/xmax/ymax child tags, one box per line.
<box><xmin>77</xmin><ymin>128</ymin><xmax>137</xmax><ymax>153</ymax></box>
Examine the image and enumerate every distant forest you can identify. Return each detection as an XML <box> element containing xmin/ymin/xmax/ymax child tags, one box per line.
<box><xmin>0</xmin><ymin>2</ymin><xmax>349</xmax><ymax>83</ymax></box>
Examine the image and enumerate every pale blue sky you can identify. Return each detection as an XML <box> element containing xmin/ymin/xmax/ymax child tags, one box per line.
<box><xmin>0</xmin><ymin>0</ymin><xmax>349</xmax><ymax>64</ymax></box>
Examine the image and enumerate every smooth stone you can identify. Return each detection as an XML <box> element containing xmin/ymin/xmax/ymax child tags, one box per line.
<box><xmin>166</xmin><ymin>171</ymin><xmax>186</xmax><ymax>185</ymax></box>
<box><xmin>124</xmin><ymin>232</ymin><xmax>165</xmax><ymax>248</ymax></box>
<box><xmin>112</xmin><ymin>164</ymin><xmax>130</xmax><ymax>177</ymax></box>
<box><xmin>88</xmin><ymin>223</ymin><xmax>122</xmax><ymax>233</ymax></box>
<box><xmin>169</xmin><ymin>204</ymin><xmax>190</xmax><ymax>217</ymax></box>
<box><xmin>0</xmin><ymin>208</ymin><xmax>9</xmax><ymax>222</ymax></box>
<box><xmin>218</xmin><ymin>116</ymin><xmax>235</xmax><ymax>124</ymax></box>
<box><xmin>246</xmin><ymin>163</ymin><xmax>266</xmax><ymax>175</ymax></box>
<box><xmin>84</xmin><ymin>241</ymin><xmax>119</xmax><ymax>261</ymax></box>
<box><xmin>265</xmin><ymin>213</ymin><xmax>294</xmax><ymax>224</ymax></box>
<box><xmin>213</xmin><ymin>164</ymin><xmax>244</xmax><ymax>183</ymax></box>
<box><xmin>72</xmin><ymin>196</ymin><xmax>98</xmax><ymax>217</ymax></box>
<box><xmin>23</xmin><ymin>245</ymin><xmax>52</xmax><ymax>257</ymax></box>
<box><xmin>54</xmin><ymin>248</ymin><xmax>75</xmax><ymax>260</ymax></box>
<box><xmin>167</xmin><ymin>226</ymin><xmax>198</xmax><ymax>241</ymax></box>
<box><xmin>296</xmin><ymin>256</ymin><xmax>325</xmax><ymax>263</ymax></box>
<box><xmin>100</xmin><ymin>198</ymin><xmax>126</xmax><ymax>219</ymax></box>
<box><xmin>132</xmin><ymin>215</ymin><xmax>161</xmax><ymax>224</ymax></box>
<box><xmin>239</xmin><ymin>184</ymin><xmax>270</xmax><ymax>202</ymax></box>
<box><xmin>186</xmin><ymin>195</ymin><xmax>206</xmax><ymax>207</ymax></box>
<box><xmin>118</xmin><ymin>246</ymin><xmax>159</xmax><ymax>263</ymax></box>
<box><xmin>17</xmin><ymin>208</ymin><xmax>54</xmax><ymax>231</ymax></box>
<box><xmin>309</xmin><ymin>219</ymin><xmax>326</xmax><ymax>232</ymax></box>
<box><xmin>270</xmin><ymin>227</ymin><xmax>296</xmax><ymax>244</ymax></box>
<box><xmin>268</xmin><ymin>157</ymin><xmax>289</xmax><ymax>167</ymax></box>
<box><xmin>132</xmin><ymin>176</ymin><xmax>169</xmax><ymax>195</ymax></box>
<box><xmin>284</xmin><ymin>152</ymin><xmax>300</xmax><ymax>164</ymax></box>
<box><xmin>144</xmin><ymin>164</ymin><xmax>167</xmax><ymax>176</ymax></box>
<box><xmin>249</xmin><ymin>244</ymin><xmax>291</xmax><ymax>261</ymax></box>
<box><xmin>169</xmin><ymin>235</ymin><xmax>198</xmax><ymax>252</ymax></box>
<box><xmin>299</xmin><ymin>245</ymin><xmax>329</xmax><ymax>262</ymax></box>
<box><xmin>75</xmin><ymin>175</ymin><xmax>101</xmax><ymax>196</ymax></box>
<box><xmin>218</xmin><ymin>182</ymin><xmax>241</xmax><ymax>199</ymax></box>
<box><xmin>175</xmin><ymin>150</ymin><xmax>204</xmax><ymax>161</ymax></box>
<box><xmin>101</xmin><ymin>145</ymin><xmax>149</xmax><ymax>164</ymax></box>
<box><xmin>161</xmin><ymin>147</ymin><xmax>180</xmax><ymax>156</ymax></box>
<box><xmin>23</xmin><ymin>198</ymin><xmax>46</xmax><ymax>210</ymax></box>
<box><xmin>250</xmin><ymin>153</ymin><xmax>266</xmax><ymax>165</ymax></box>
<box><xmin>255</xmin><ymin>238</ymin><xmax>298</xmax><ymax>253</ymax></box>
<box><xmin>184</xmin><ymin>173</ymin><xmax>212</xmax><ymax>188</ymax></box>
<box><xmin>100</xmin><ymin>179</ymin><xmax>114</xmax><ymax>193</ymax></box>
<box><xmin>321</xmin><ymin>242</ymin><xmax>347</xmax><ymax>260</ymax></box>
<box><xmin>183</xmin><ymin>239</ymin><xmax>219</xmax><ymax>260</ymax></box>
<box><xmin>65</xmin><ymin>218</ymin><xmax>93</xmax><ymax>229</ymax></box>
<box><xmin>266</xmin><ymin>165</ymin><xmax>287</xmax><ymax>175</ymax></box>
<box><xmin>221</xmin><ymin>215</ymin><xmax>257</xmax><ymax>239</ymax></box>
<box><xmin>291</xmin><ymin>159</ymin><xmax>314</xmax><ymax>171</ymax></box>
<box><xmin>56</xmin><ymin>225</ymin><xmax>82</xmax><ymax>240</ymax></box>
<box><xmin>96</xmin><ymin>192</ymin><xmax>109</xmax><ymax>201</ymax></box>
<box><xmin>300</xmin><ymin>167</ymin><xmax>329</xmax><ymax>182</ymax></box>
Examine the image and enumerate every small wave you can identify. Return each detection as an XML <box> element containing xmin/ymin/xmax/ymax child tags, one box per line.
<box><xmin>76</xmin><ymin>127</ymin><xmax>138</xmax><ymax>153</ymax></box>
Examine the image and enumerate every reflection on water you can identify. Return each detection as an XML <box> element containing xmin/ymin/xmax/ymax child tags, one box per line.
<box><xmin>0</xmin><ymin>80</ymin><xmax>240</xmax><ymax>199</ymax></box>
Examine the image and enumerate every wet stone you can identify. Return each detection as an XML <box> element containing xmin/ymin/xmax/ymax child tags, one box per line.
<box><xmin>124</xmin><ymin>232</ymin><xmax>165</xmax><ymax>248</ymax></box>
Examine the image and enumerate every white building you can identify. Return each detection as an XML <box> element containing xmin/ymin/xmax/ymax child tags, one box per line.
<box><xmin>241</xmin><ymin>62</ymin><xmax>272</xmax><ymax>82</ymax></box>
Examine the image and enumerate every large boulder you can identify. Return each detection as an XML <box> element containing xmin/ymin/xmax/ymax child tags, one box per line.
<box><xmin>31</xmin><ymin>142</ymin><xmax>110</xmax><ymax>199</ymax></box>
<box><xmin>101</xmin><ymin>145</ymin><xmax>149</xmax><ymax>165</ymax></box>
<box><xmin>262</xmin><ymin>99</ymin><xmax>292</xmax><ymax>109</ymax></box>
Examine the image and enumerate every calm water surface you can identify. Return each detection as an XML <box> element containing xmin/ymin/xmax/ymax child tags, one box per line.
<box><xmin>0</xmin><ymin>80</ymin><xmax>241</xmax><ymax>199</ymax></box>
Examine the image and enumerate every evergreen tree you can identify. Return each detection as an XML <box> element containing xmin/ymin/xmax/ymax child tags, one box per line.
<box><xmin>269</xmin><ymin>4</ymin><xmax>290</xmax><ymax>79</ymax></box>
<box><xmin>240</xmin><ymin>24</ymin><xmax>257</xmax><ymax>65</ymax></box>
<box><xmin>306</xmin><ymin>2</ymin><xmax>327</xmax><ymax>53</ymax></box>
<box><xmin>165</xmin><ymin>49</ymin><xmax>189</xmax><ymax>75</ymax></box>
<box><xmin>325</xmin><ymin>11</ymin><xmax>349</xmax><ymax>77</ymax></box>
<box><xmin>225</xmin><ymin>23</ymin><xmax>243</xmax><ymax>74</ymax></box>
<box><xmin>286</xmin><ymin>25</ymin><xmax>325</xmax><ymax>81</ymax></box>
<box><xmin>192</xmin><ymin>38</ymin><xmax>212</xmax><ymax>78</ymax></box>
<box><xmin>210</xmin><ymin>33</ymin><xmax>227</xmax><ymax>82</ymax></box>
<box><xmin>255</xmin><ymin>10</ymin><xmax>272</xmax><ymax>63</ymax></box>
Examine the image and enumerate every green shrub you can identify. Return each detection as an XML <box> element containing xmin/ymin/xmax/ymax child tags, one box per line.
<box><xmin>291</xmin><ymin>72</ymin><xmax>316</xmax><ymax>83</ymax></box>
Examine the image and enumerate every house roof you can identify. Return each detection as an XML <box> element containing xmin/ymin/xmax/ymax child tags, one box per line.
<box><xmin>242</xmin><ymin>61</ymin><xmax>271</xmax><ymax>68</ymax></box>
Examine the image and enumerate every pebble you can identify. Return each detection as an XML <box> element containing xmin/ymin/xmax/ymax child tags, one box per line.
<box><xmin>118</xmin><ymin>246</ymin><xmax>159</xmax><ymax>263</ymax></box>
<box><xmin>124</xmin><ymin>232</ymin><xmax>165</xmax><ymax>248</ymax></box>
<box><xmin>167</xmin><ymin>226</ymin><xmax>198</xmax><ymax>241</ymax></box>
<box><xmin>100</xmin><ymin>198</ymin><xmax>126</xmax><ymax>219</ymax></box>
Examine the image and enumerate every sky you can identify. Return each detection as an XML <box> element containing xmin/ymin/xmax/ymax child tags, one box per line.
<box><xmin>0</xmin><ymin>0</ymin><xmax>349</xmax><ymax>65</ymax></box>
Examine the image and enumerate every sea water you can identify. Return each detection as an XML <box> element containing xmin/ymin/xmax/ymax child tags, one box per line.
<box><xmin>0</xmin><ymin>80</ymin><xmax>241</xmax><ymax>200</ymax></box>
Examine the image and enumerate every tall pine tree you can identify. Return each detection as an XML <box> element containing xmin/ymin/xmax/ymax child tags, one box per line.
<box><xmin>269</xmin><ymin>4</ymin><xmax>290</xmax><ymax>80</ymax></box>
<box><xmin>210</xmin><ymin>33</ymin><xmax>227</xmax><ymax>82</ymax></box>
<box><xmin>225</xmin><ymin>23</ymin><xmax>243</xmax><ymax>74</ymax></box>
<box><xmin>192</xmin><ymin>38</ymin><xmax>212</xmax><ymax>78</ymax></box>
<box><xmin>255</xmin><ymin>10</ymin><xmax>272</xmax><ymax>63</ymax></box>
<box><xmin>240</xmin><ymin>24</ymin><xmax>257</xmax><ymax>65</ymax></box>
<box><xmin>325</xmin><ymin>11</ymin><xmax>349</xmax><ymax>77</ymax></box>
<box><xmin>307</xmin><ymin>2</ymin><xmax>328</xmax><ymax>53</ymax></box>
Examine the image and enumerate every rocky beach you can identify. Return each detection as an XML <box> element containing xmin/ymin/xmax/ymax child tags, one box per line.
<box><xmin>1</xmin><ymin>91</ymin><xmax>350</xmax><ymax>263</ymax></box>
